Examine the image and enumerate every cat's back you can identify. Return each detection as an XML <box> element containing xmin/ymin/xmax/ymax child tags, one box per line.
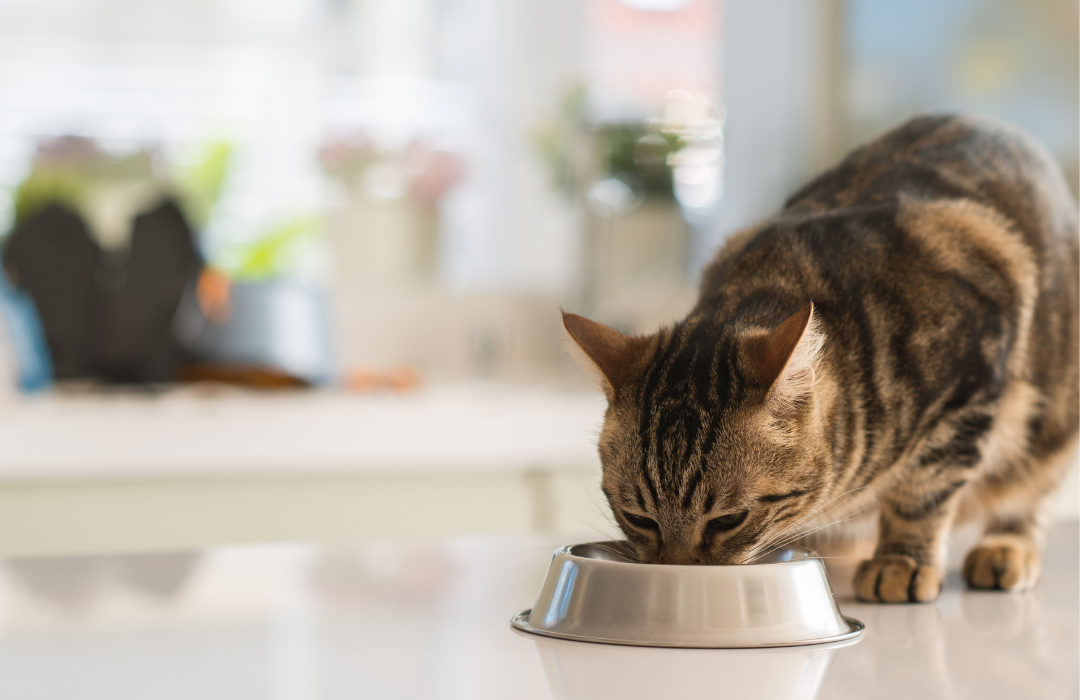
<box><xmin>784</xmin><ymin>113</ymin><xmax>1077</xmax><ymax>255</ymax></box>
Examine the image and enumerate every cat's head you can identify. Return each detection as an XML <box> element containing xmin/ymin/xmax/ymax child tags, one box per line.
<box><xmin>563</xmin><ymin>303</ymin><xmax>833</xmax><ymax>565</ymax></box>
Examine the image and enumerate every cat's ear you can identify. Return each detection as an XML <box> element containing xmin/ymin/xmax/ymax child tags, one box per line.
<box><xmin>562</xmin><ymin>311</ymin><xmax>651</xmax><ymax>401</ymax></box>
<box><xmin>744</xmin><ymin>302</ymin><xmax>824</xmax><ymax>406</ymax></box>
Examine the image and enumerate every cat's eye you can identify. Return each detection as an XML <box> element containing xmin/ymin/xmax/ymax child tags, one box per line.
<box><xmin>706</xmin><ymin>510</ymin><xmax>748</xmax><ymax>534</ymax></box>
<box><xmin>623</xmin><ymin>512</ymin><xmax>659</xmax><ymax>531</ymax></box>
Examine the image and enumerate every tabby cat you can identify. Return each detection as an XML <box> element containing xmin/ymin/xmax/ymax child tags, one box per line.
<box><xmin>564</xmin><ymin>114</ymin><xmax>1078</xmax><ymax>603</ymax></box>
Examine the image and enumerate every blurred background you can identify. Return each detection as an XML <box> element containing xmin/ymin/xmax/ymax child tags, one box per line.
<box><xmin>0</xmin><ymin>0</ymin><xmax>1075</xmax><ymax>556</ymax></box>
<box><xmin>0</xmin><ymin>2</ymin><xmax>1077</xmax><ymax>697</ymax></box>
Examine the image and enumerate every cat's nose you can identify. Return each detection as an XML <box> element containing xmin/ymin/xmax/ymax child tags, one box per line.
<box><xmin>658</xmin><ymin>546</ymin><xmax>703</xmax><ymax>565</ymax></box>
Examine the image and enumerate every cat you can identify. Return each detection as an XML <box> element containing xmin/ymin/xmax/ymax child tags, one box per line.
<box><xmin>563</xmin><ymin>114</ymin><xmax>1078</xmax><ymax>603</ymax></box>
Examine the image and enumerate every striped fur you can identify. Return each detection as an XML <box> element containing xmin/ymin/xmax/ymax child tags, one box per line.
<box><xmin>564</xmin><ymin>115</ymin><xmax>1079</xmax><ymax>602</ymax></box>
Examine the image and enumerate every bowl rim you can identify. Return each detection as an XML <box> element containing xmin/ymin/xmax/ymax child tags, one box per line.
<box><xmin>510</xmin><ymin>609</ymin><xmax>865</xmax><ymax>649</ymax></box>
<box><xmin>558</xmin><ymin>540</ymin><xmax>820</xmax><ymax>568</ymax></box>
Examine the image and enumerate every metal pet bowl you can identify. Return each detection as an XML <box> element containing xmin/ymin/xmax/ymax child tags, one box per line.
<box><xmin>511</xmin><ymin>541</ymin><xmax>863</xmax><ymax>649</ymax></box>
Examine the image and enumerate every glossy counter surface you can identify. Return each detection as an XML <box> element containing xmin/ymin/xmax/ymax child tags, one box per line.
<box><xmin>1</xmin><ymin>523</ymin><xmax>1075</xmax><ymax>699</ymax></box>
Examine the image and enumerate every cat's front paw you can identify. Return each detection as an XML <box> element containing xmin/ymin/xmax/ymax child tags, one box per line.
<box><xmin>854</xmin><ymin>554</ymin><xmax>942</xmax><ymax>603</ymax></box>
<box><xmin>963</xmin><ymin>534</ymin><xmax>1040</xmax><ymax>591</ymax></box>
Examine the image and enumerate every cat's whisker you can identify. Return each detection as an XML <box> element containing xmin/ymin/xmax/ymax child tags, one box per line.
<box><xmin>745</xmin><ymin>506</ymin><xmax>871</xmax><ymax>564</ymax></box>
<box><xmin>748</xmin><ymin>493</ymin><xmax>857</xmax><ymax>558</ymax></box>
<box><xmin>556</xmin><ymin>445</ymin><xmax>602</xmax><ymax>465</ymax></box>
<box><xmin>558</xmin><ymin>507</ymin><xmax>622</xmax><ymax>542</ymax></box>
<box><xmin>741</xmin><ymin>487</ymin><xmax>867</xmax><ymax>563</ymax></box>
<box><xmin>553</xmin><ymin>493</ymin><xmax>644</xmax><ymax>563</ymax></box>
<box><xmin>753</xmin><ymin>506</ymin><xmax>871</xmax><ymax>561</ymax></box>
<box><xmin>569</xmin><ymin>494</ymin><xmax>617</xmax><ymax>518</ymax></box>
<box><xmin>590</xmin><ymin>543</ymin><xmax>642</xmax><ymax>563</ymax></box>
<box><xmin>760</xmin><ymin>486</ymin><xmax>867</xmax><ymax>545</ymax></box>
<box><xmin>742</xmin><ymin>502</ymin><xmax>865</xmax><ymax>564</ymax></box>
<box><xmin>749</xmin><ymin>518</ymin><xmax>850</xmax><ymax>563</ymax></box>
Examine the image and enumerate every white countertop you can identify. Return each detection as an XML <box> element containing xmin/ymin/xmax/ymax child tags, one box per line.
<box><xmin>1</xmin><ymin>523</ymin><xmax>1075</xmax><ymax>699</ymax></box>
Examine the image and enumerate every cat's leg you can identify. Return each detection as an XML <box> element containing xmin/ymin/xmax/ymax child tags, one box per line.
<box><xmin>963</xmin><ymin>445</ymin><xmax>1074</xmax><ymax>591</ymax></box>
<box><xmin>854</xmin><ymin>482</ymin><xmax>965</xmax><ymax>603</ymax></box>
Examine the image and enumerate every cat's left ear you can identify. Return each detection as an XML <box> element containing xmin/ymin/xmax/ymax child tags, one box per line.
<box><xmin>562</xmin><ymin>311</ymin><xmax>652</xmax><ymax>402</ymax></box>
<box><xmin>743</xmin><ymin>302</ymin><xmax>824</xmax><ymax>406</ymax></box>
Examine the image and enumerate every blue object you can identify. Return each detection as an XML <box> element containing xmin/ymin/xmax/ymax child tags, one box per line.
<box><xmin>0</xmin><ymin>268</ymin><xmax>53</xmax><ymax>392</ymax></box>
<box><xmin>179</xmin><ymin>281</ymin><xmax>334</xmax><ymax>385</ymax></box>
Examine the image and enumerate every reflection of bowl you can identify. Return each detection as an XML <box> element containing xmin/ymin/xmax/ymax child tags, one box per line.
<box><xmin>512</xmin><ymin>542</ymin><xmax>863</xmax><ymax>648</ymax></box>
<box><xmin>517</xmin><ymin>630</ymin><xmax>858</xmax><ymax>700</ymax></box>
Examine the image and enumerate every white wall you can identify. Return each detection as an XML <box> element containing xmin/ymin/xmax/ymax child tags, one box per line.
<box><xmin>441</xmin><ymin>0</ymin><xmax>583</xmax><ymax>294</ymax></box>
<box><xmin>707</xmin><ymin>0</ymin><xmax>829</xmax><ymax>255</ymax></box>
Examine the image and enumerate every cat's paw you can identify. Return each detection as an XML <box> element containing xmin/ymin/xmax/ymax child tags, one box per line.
<box><xmin>854</xmin><ymin>554</ymin><xmax>942</xmax><ymax>603</ymax></box>
<box><xmin>963</xmin><ymin>534</ymin><xmax>1040</xmax><ymax>591</ymax></box>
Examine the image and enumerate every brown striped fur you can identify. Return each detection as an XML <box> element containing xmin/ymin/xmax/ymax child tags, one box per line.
<box><xmin>564</xmin><ymin>115</ymin><xmax>1078</xmax><ymax>603</ymax></box>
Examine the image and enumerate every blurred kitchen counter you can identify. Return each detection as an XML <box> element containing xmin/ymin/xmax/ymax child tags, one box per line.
<box><xmin>0</xmin><ymin>383</ymin><xmax>614</xmax><ymax>556</ymax></box>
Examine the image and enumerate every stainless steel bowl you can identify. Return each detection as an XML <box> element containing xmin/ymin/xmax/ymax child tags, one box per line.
<box><xmin>511</xmin><ymin>541</ymin><xmax>863</xmax><ymax>648</ymax></box>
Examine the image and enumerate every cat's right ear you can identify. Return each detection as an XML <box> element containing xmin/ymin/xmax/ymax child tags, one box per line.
<box><xmin>743</xmin><ymin>302</ymin><xmax>824</xmax><ymax>410</ymax></box>
<box><xmin>562</xmin><ymin>311</ymin><xmax>651</xmax><ymax>402</ymax></box>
